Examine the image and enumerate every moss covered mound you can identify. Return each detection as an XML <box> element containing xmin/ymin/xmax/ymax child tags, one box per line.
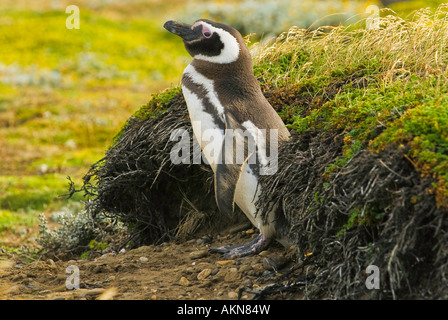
<box><xmin>74</xmin><ymin>8</ymin><xmax>448</xmax><ymax>299</ymax></box>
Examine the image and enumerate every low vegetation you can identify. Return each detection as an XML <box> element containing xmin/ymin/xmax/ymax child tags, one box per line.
<box><xmin>0</xmin><ymin>1</ymin><xmax>188</xmax><ymax>248</ymax></box>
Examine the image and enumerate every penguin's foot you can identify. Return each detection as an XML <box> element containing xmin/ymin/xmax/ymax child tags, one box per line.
<box><xmin>210</xmin><ymin>233</ymin><xmax>271</xmax><ymax>259</ymax></box>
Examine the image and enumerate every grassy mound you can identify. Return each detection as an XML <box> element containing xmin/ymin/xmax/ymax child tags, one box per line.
<box><xmin>255</xmin><ymin>6</ymin><xmax>448</xmax><ymax>299</ymax></box>
<box><xmin>71</xmin><ymin>7</ymin><xmax>448</xmax><ymax>298</ymax></box>
<box><xmin>72</xmin><ymin>91</ymin><xmax>247</xmax><ymax>248</ymax></box>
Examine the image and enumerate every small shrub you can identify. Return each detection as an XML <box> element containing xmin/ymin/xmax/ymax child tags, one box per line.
<box><xmin>37</xmin><ymin>206</ymin><xmax>128</xmax><ymax>259</ymax></box>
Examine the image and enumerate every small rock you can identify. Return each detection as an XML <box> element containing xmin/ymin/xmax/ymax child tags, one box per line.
<box><xmin>139</xmin><ymin>257</ymin><xmax>149</xmax><ymax>263</ymax></box>
<box><xmin>242</xmin><ymin>278</ymin><xmax>253</xmax><ymax>287</ymax></box>
<box><xmin>197</xmin><ymin>268</ymin><xmax>212</xmax><ymax>281</ymax></box>
<box><xmin>224</xmin><ymin>267</ymin><xmax>241</xmax><ymax>282</ymax></box>
<box><xmin>179</xmin><ymin>277</ymin><xmax>190</xmax><ymax>286</ymax></box>
<box><xmin>150</xmin><ymin>294</ymin><xmax>157</xmax><ymax>300</ymax></box>
<box><xmin>216</xmin><ymin>260</ymin><xmax>235</xmax><ymax>267</ymax></box>
<box><xmin>238</xmin><ymin>264</ymin><xmax>252</xmax><ymax>273</ymax></box>
<box><xmin>184</xmin><ymin>267</ymin><xmax>195</xmax><ymax>274</ymax></box>
<box><xmin>245</xmin><ymin>228</ymin><xmax>255</xmax><ymax>234</ymax></box>
<box><xmin>251</xmin><ymin>263</ymin><xmax>265</xmax><ymax>276</ymax></box>
<box><xmin>211</xmin><ymin>268</ymin><xmax>219</xmax><ymax>276</ymax></box>
<box><xmin>228</xmin><ymin>291</ymin><xmax>238</xmax><ymax>299</ymax></box>
<box><xmin>189</xmin><ymin>249</ymin><xmax>208</xmax><ymax>260</ymax></box>
<box><xmin>47</xmin><ymin>259</ymin><xmax>56</xmax><ymax>269</ymax></box>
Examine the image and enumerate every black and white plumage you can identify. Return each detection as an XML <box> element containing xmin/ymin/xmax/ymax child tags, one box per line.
<box><xmin>164</xmin><ymin>19</ymin><xmax>291</xmax><ymax>258</ymax></box>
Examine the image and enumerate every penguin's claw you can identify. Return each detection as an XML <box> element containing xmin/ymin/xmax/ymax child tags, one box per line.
<box><xmin>210</xmin><ymin>233</ymin><xmax>271</xmax><ymax>259</ymax></box>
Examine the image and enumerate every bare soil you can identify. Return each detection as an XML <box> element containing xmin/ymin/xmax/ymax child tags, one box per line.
<box><xmin>0</xmin><ymin>228</ymin><xmax>300</xmax><ymax>300</ymax></box>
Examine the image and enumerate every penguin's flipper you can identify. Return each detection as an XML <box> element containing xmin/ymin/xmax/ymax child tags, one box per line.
<box><xmin>214</xmin><ymin>111</ymin><xmax>256</xmax><ymax>216</ymax></box>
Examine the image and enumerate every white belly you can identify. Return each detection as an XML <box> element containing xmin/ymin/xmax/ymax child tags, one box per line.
<box><xmin>234</xmin><ymin>164</ymin><xmax>277</xmax><ymax>238</ymax></box>
<box><xmin>182</xmin><ymin>85</ymin><xmax>223</xmax><ymax>172</ymax></box>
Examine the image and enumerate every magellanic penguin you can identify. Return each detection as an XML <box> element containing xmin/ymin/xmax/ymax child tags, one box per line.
<box><xmin>164</xmin><ymin>19</ymin><xmax>291</xmax><ymax>258</ymax></box>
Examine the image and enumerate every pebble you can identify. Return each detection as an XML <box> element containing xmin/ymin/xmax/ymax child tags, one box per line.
<box><xmin>216</xmin><ymin>260</ymin><xmax>235</xmax><ymax>267</ymax></box>
<box><xmin>189</xmin><ymin>249</ymin><xmax>208</xmax><ymax>260</ymax></box>
<box><xmin>139</xmin><ymin>257</ymin><xmax>149</xmax><ymax>263</ymax></box>
<box><xmin>210</xmin><ymin>268</ymin><xmax>219</xmax><ymax>276</ymax></box>
<box><xmin>241</xmin><ymin>278</ymin><xmax>253</xmax><ymax>287</ymax></box>
<box><xmin>228</xmin><ymin>291</ymin><xmax>238</xmax><ymax>299</ymax></box>
<box><xmin>47</xmin><ymin>259</ymin><xmax>56</xmax><ymax>269</ymax></box>
<box><xmin>238</xmin><ymin>265</ymin><xmax>252</xmax><ymax>273</ymax></box>
<box><xmin>224</xmin><ymin>268</ymin><xmax>241</xmax><ymax>282</ymax></box>
<box><xmin>250</xmin><ymin>263</ymin><xmax>265</xmax><ymax>276</ymax></box>
<box><xmin>179</xmin><ymin>277</ymin><xmax>190</xmax><ymax>286</ymax></box>
<box><xmin>197</xmin><ymin>268</ymin><xmax>212</xmax><ymax>281</ymax></box>
<box><xmin>184</xmin><ymin>267</ymin><xmax>195</xmax><ymax>274</ymax></box>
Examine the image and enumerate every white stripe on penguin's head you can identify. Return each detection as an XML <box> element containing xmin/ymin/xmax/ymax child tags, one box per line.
<box><xmin>190</xmin><ymin>21</ymin><xmax>241</xmax><ymax>64</ymax></box>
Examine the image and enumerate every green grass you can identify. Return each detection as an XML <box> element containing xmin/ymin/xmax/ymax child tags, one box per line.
<box><xmin>0</xmin><ymin>9</ymin><xmax>188</xmax><ymax>85</ymax></box>
<box><xmin>0</xmin><ymin>175</ymin><xmax>83</xmax><ymax>212</ymax></box>
<box><xmin>0</xmin><ymin>210</ymin><xmax>36</xmax><ymax>233</ymax></box>
<box><xmin>0</xmin><ymin>3</ymin><xmax>189</xmax><ymax>247</ymax></box>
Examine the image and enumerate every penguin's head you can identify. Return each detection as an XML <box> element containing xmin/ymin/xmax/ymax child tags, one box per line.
<box><xmin>164</xmin><ymin>19</ymin><xmax>245</xmax><ymax>64</ymax></box>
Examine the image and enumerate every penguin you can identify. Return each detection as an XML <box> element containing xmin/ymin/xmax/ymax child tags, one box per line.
<box><xmin>164</xmin><ymin>19</ymin><xmax>291</xmax><ymax>258</ymax></box>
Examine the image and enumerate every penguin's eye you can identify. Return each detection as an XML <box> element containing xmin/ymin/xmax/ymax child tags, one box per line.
<box><xmin>202</xmin><ymin>25</ymin><xmax>213</xmax><ymax>39</ymax></box>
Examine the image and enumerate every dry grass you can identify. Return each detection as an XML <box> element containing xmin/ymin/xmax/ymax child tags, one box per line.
<box><xmin>252</xmin><ymin>5</ymin><xmax>448</xmax><ymax>87</ymax></box>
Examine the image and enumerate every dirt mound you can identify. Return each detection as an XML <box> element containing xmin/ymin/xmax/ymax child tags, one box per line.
<box><xmin>259</xmin><ymin>135</ymin><xmax>448</xmax><ymax>299</ymax></box>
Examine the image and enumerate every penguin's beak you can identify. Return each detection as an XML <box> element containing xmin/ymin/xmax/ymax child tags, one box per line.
<box><xmin>164</xmin><ymin>20</ymin><xmax>201</xmax><ymax>42</ymax></box>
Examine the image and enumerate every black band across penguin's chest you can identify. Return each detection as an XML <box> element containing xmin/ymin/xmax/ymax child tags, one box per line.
<box><xmin>182</xmin><ymin>72</ymin><xmax>225</xmax><ymax>130</ymax></box>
